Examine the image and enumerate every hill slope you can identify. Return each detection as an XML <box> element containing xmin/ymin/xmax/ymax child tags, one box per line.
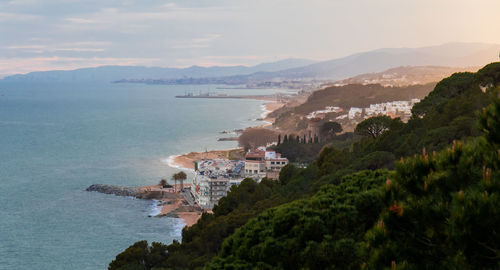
<box><xmin>336</xmin><ymin>65</ymin><xmax>480</xmax><ymax>87</ymax></box>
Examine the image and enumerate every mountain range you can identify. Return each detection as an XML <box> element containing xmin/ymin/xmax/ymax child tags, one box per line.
<box><xmin>1</xmin><ymin>58</ymin><xmax>316</xmax><ymax>83</ymax></box>
<box><xmin>3</xmin><ymin>42</ymin><xmax>499</xmax><ymax>83</ymax></box>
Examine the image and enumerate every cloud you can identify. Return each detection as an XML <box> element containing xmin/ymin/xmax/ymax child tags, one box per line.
<box><xmin>0</xmin><ymin>12</ymin><xmax>42</xmax><ymax>21</ymax></box>
<box><xmin>1</xmin><ymin>0</ymin><xmax>499</xmax><ymax>76</ymax></box>
<box><xmin>169</xmin><ymin>34</ymin><xmax>222</xmax><ymax>49</ymax></box>
<box><xmin>0</xmin><ymin>56</ymin><xmax>160</xmax><ymax>75</ymax></box>
<box><xmin>4</xmin><ymin>41</ymin><xmax>111</xmax><ymax>54</ymax></box>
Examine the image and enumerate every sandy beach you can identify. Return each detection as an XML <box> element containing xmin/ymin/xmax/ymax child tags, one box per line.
<box><xmin>169</xmin><ymin>148</ymin><xmax>245</xmax><ymax>170</ymax></box>
<box><xmin>263</xmin><ymin>101</ymin><xmax>284</xmax><ymax>117</ymax></box>
<box><xmin>135</xmin><ymin>184</ymin><xmax>203</xmax><ymax>227</ymax></box>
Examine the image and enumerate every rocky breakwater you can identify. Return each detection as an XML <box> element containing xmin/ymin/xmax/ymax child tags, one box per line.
<box><xmin>86</xmin><ymin>184</ymin><xmax>174</xmax><ymax>200</ymax></box>
<box><xmin>86</xmin><ymin>184</ymin><xmax>141</xmax><ymax>197</ymax></box>
<box><xmin>86</xmin><ymin>184</ymin><xmax>203</xmax><ymax>226</ymax></box>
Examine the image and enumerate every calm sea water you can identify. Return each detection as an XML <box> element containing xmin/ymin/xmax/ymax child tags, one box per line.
<box><xmin>0</xmin><ymin>82</ymin><xmax>282</xmax><ymax>269</ymax></box>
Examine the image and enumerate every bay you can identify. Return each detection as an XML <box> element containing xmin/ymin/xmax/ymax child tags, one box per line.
<box><xmin>0</xmin><ymin>82</ymin><xmax>284</xmax><ymax>269</ymax></box>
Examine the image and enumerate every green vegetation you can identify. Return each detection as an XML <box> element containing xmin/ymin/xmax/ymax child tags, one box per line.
<box><xmin>159</xmin><ymin>179</ymin><xmax>167</xmax><ymax>188</ymax></box>
<box><xmin>109</xmin><ymin>63</ymin><xmax>500</xmax><ymax>270</ymax></box>
<box><xmin>320</xmin><ymin>121</ymin><xmax>342</xmax><ymax>139</ymax></box>
<box><xmin>355</xmin><ymin>115</ymin><xmax>392</xmax><ymax>139</ymax></box>
<box><xmin>208</xmin><ymin>170</ymin><xmax>391</xmax><ymax>269</ymax></box>
<box><xmin>209</xmin><ymin>85</ymin><xmax>500</xmax><ymax>269</ymax></box>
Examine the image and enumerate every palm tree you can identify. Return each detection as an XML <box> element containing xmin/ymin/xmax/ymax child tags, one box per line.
<box><xmin>177</xmin><ymin>171</ymin><xmax>187</xmax><ymax>191</ymax></box>
<box><xmin>171</xmin><ymin>173</ymin><xmax>178</xmax><ymax>192</ymax></box>
<box><xmin>159</xmin><ymin>179</ymin><xmax>167</xmax><ymax>188</ymax></box>
<box><xmin>172</xmin><ymin>171</ymin><xmax>187</xmax><ymax>192</ymax></box>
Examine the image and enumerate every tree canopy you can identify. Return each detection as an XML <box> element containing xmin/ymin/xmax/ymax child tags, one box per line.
<box><xmin>320</xmin><ymin>121</ymin><xmax>342</xmax><ymax>139</ymax></box>
<box><xmin>354</xmin><ymin>115</ymin><xmax>392</xmax><ymax>139</ymax></box>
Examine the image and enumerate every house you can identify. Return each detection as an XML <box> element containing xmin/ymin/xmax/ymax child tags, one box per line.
<box><xmin>244</xmin><ymin>147</ymin><xmax>288</xmax><ymax>180</ymax></box>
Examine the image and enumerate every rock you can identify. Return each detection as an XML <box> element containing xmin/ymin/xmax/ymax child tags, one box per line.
<box><xmin>86</xmin><ymin>184</ymin><xmax>140</xmax><ymax>197</ymax></box>
<box><xmin>86</xmin><ymin>184</ymin><xmax>175</xmax><ymax>200</ymax></box>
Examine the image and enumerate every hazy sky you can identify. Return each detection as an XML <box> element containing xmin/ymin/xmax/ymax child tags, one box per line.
<box><xmin>1</xmin><ymin>0</ymin><xmax>499</xmax><ymax>76</ymax></box>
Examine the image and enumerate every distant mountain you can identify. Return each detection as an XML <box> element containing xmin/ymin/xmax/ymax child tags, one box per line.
<box><xmin>1</xmin><ymin>58</ymin><xmax>316</xmax><ymax>83</ymax></box>
<box><xmin>3</xmin><ymin>42</ymin><xmax>499</xmax><ymax>83</ymax></box>
<box><xmin>242</xmin><ymin>42</ymin><xmax>500</xmax><ymax>81</ymax></box>
<box><xmin>335</xmin><ymin>65</ymin><xmax>480</xmax><ymax>87</ymax></box>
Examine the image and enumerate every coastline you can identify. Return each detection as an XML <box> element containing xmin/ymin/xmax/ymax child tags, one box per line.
<box><xmin>165</xmin><ymin>100</ymin><xmax>283</xmax><ymax>171</ymax></box>
<box><xmin>160</xmin><ymin>99</ymin><xmax>284</xmax><ymax>227</ymax></box>
<box><xmin>139</xmin><ymin>184</ymin><xmax>203</xmax><ymax>227</ymax></box>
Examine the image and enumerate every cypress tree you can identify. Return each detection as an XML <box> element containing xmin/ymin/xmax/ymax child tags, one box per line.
<box><xmin>277</xmin><ymin>134</ymin><xmax>281</xmax><ymax>145</ymax></box>
<box><xmin>283</xmin><ymin>135</ymin><xmax>288</xmax><ymax>144</ymax></box>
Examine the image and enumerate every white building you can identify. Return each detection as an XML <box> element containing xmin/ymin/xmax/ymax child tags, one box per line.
<box><xmin>348</xmin><ymin>107</ymin><xmax>363</xmax><ymax>119</ymax></box>
<box><xmin>192</xmin><ymin>159</ymin><xmax>245</xmax><ymax>209</ymax></box>
<box><xmin>244</xmin><ymin>147</ymin><xmax>288</xmax><ymax>180</ymax></box>
<box><xmin>306</xmin><ymin>106</ymin><xmax>343</xmax><ymax>119</ymax></box>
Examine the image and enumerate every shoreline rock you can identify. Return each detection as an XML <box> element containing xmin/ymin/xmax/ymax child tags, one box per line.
<box><xmin>86</xmin><ymin>184</ymin><xmax>140</xmax><ymax>197</ymax></box>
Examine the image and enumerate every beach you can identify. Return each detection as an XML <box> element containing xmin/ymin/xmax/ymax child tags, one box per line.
<box><xmin>161</xmin><ymin>98</ymin><xmax>286</xmax><ymax>227</ymax></box>
<box><xmin>138</xmin><ymin>184</ymin><xmax>203</xmax><ymax>227</ymax></box>
<box><xmin>167</xmin><ymin>148</ymin><xmax>245</xmax><ymax>170</ymax></box>
<box><xmin>166</xmin><ymin>100</ymin><xmax>283</xmax><ymax>171</ymax></box>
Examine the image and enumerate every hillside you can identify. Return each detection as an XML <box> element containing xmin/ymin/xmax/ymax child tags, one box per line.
<box><xmin>271</xmin><ymin>83</ymin><xmax>435</xmax><ymax>132</ymax></box>
<box><xmin>336</xmin><ymin>65</ymin><xmax>480</xmax><ymax>87</ymax></box>
<box><xmin>109</xmin><ymin>63</ymin><xmax>500</xmax><ymax>270</ymax></box>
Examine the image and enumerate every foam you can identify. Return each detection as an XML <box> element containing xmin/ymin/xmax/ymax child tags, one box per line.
<box><xmin>148</xmin><ymin>199</ymin><xmax>162</xmax><ymax>217</ymax></box>
<box><xmin>260</xmin><ymin>103</ymin><xmax>271</xmax><ymax>119</ymax></box>
<box><xmin>161</xmin><ymin>155</ymin><xmax>195</xmax><ymax>172</ymax></box>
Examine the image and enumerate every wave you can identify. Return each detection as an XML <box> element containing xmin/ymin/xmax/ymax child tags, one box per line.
<box><xmin>161</xmin><ymin>155</ymin><xmax>195</xmax><ymax>172</ymax></box>
<box><xmin>260</xmin><ymin>103</ymin><xmax>271</xmax><ymax>119</ymax></box>
<box><xmin>148</xmin><ymin>199</ymin><xmax>162</xmax><ymax>217</ymax></box>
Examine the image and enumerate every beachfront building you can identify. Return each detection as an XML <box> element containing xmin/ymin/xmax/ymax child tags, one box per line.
<box><xmin>192</xmin><ymin>159</ymin><xmax>244</xmax><ymax>209</ymax></box>
<box><xmin>244</xmin><ymin>147</ymin><xmax>289</xmax><ymax>180</ymax></box>
<box><xmin>197</xmin><ymin>176</ymin><xmax>228</xmax><ymax>208</ymax></box>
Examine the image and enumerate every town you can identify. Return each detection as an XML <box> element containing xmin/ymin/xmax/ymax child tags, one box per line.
<box><xmin>189</xmin><ymin>147</ymin><xmax>289</xmax><ymax>209</ymax></box>
<box><xmin>305</xmin><ymin>99</ymin><xmax>420</xmax><ymax>123</ymax></box>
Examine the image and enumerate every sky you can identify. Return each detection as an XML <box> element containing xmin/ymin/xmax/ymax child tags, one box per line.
<box><xmin>1</xmin><ymin>0</ymin><xmax>499</xmax><ymax>76</ymax></box>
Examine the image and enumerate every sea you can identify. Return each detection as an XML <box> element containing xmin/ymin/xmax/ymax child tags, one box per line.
<box><xmin>0</xmin><ymin>81</ymin><xmax>286</xmax><ymax>270</ymax></box>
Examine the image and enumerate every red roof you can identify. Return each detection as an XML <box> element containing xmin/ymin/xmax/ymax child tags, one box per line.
<box><xmin>245</xmin><ymin>150</ymin><xmax>265</xmax><ymax>158</ymax></box>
